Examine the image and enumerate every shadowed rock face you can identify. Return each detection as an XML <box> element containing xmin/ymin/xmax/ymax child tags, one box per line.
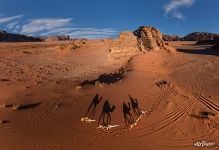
<box><xmin>134</xmin><ymin>26</ymin><xmax>166</xmax><ymax>51</ymax></box>
<box><xmin>182</xmin><ymin>32</ymin><xmax>219</xmax><ymax>41</ymax></box>
<box><xmin>162</xmin><ymin>34</ymin><xmax>181</xmax><ymax>41</ymax></box>
<box><xmin>0</xmin><ymin>30</ymin><xmax>41</xmax><ymax>42</ymax></box>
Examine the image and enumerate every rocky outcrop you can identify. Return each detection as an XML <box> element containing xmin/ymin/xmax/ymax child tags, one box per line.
<box><xmin>196</xmin><ymin>36</ymin><xmax>219</xmax><ymax>45</ymax></box>
<box><xmin>196</xmin><ymin>40</ymin><xmax>219</xmax><ymax>45</ymax></box>
<box><xmin>134</xmin><ymin>26</ymin><xmax>166</xmax><ymax>51</ymax></box>
<box><xmin>108</xmin><ymin>32</ymin><xmax>139</xmax><ymax>64</ymax></box>
<box><xmin>108</xmin><ymin>26</ymin><xmax>167</xmax><ymax>65</ymax></box>
<box><xmin>162</xmin><ymin>34</ymin><xmax>181</xmax><ymax>41</ymax></box>
<box><xmin>0</xmin><ymin>30</ymin><xmax>41</xmax><ymax>42</ymax></box>
<box><xmin>43</xmin><ymin>35</ymin><xmax>71</xmax><ymax>42</ymax></box>
<box><xmin>181</xmin><ymin>32</ymin><xmax>219</xmax><ymax>41</ymax></box>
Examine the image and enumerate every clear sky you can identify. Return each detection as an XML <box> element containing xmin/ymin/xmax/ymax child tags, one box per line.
<box><xmin>0</xmin><ymin>0</ymin><xmax>219</xmax><ymax>38</ymax></box>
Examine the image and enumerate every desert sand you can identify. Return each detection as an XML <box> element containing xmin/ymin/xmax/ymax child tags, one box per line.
<box><xmin>0</xmin><ymin>35</ymin><xmax>218</xmax><ymax>150</ymax></box>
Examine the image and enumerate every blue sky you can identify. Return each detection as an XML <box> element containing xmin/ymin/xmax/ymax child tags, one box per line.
<box><xmin>0</xmin><ymin>0</ymin><xmax>219</xmax><ymax>38</ymax></box>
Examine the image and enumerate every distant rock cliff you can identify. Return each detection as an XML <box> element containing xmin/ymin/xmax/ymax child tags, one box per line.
<box><xmin>0</xmin><ymin>30</ymin><xmax>41</xmax><ymax>42</ymax></box>
<box><xmin>181</xmin><ymin>32</ymin><xmax>219</xmax><ymax>41</ymax></box>
<box><xmin>162</xmin><ymin>34</ymin><xmax>181</xmax><ymax>41</ymax></box>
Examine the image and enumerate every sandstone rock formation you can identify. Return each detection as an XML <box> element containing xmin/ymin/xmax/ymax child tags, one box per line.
<box><xmin>162</xmin><ymin>34</ymin><xmax>181</xmax><ymax>41</ymax></box>
<box><xmin>43</xmin><ymin>35</ymin><xmax>71</xmax><ymax>42</ymax></box>
<box><xmin>181</xmin><ymin>32</ymin><xmax>219</xmax><ymax>41</ymax></box>
<box><xmin>108</xmin><ymin>26</ymin><xmax>167</xmax><ymax>65</ymax></box>
<box><xmin>0</xmin><ymin>30</ymin><xmax>41</xmax><ymax>42</ymax></box>
<box><xmin>108</xmin><ymin>32</ymin><xmax>139</xmax><ymax>64</ymax></box>
<box><xmin>134</xmin><ymin>26</ymin><xmax>166</xmax><ymax>51</ymax></box>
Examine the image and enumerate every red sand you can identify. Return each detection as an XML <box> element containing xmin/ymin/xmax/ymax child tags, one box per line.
<box><xmin>0</xmin><ymin>41</ymin><xmax>218</xmax><ymax>150</ymax></box>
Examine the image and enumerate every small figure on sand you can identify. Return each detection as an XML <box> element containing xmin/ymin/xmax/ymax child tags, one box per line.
<box><xmin>98</xmin><ymin>100</ymin><xmax>115</xmax><ymax>126</ymax></box>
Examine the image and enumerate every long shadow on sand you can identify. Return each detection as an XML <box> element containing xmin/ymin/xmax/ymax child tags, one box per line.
<box><xmin>129</xmin><ymin>95</ymin><xmax>142</xmax><ymax>118</ymax></box>
<box><xmin>80</xmin><ymin>67</ymin><xmax>130</xmax><ymax>87</ymax></box>
<box><xmin>98</xmin><ymin>100</ymin><xmax>115</xmax><ymax>126</ymax></box>
<box><xmin>16</xmin><ymin>102</ymin><xmax>42</xmax><ymax>110</ymax></box>
<box><xmin>190</xmin><ymin>111</ymin><xmax>215</xmax><ymax>119</ymax></box>
<box><xmin>85</xmin><ymin>94</ymin><xmax>102</xmax><ymax>119</ymax></box>
<box><xmin>123</xmin><ymin>102</ymin><xmax>134</xmax><ymax>126</ymax></box>
<box><xmin>0</xmin><ymin>120</ymin><xmax>10</xmax><ymax>124</ymax></box>
<box><xmin>176</xmin><ymin>48</ymin><xmax>219</xmax><ymax>56</ymax></box>
<box><xmin>81</xmin><ymin>73</ymin><xmax>123</xmax><ymax>87</ymax></box>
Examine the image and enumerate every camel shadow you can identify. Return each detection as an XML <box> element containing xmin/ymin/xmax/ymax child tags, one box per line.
<box><xmin>129</xmin><ymin>95</ymin><xmax>142</xmax><ymax>118</ymax></box>
<box><xmin>99</xmin><ymin>100</ymin><xmax>115</xmax><ymax>126</ymax></box>
<box><xmin>123</xmin><ymin>102</ymin><xmax>134</xmax><ymax>126</ymax></box>
<box><xmin>85</xmin><ymin>94</ymin><xmax>102</xmax><ymax>119</ymax></box>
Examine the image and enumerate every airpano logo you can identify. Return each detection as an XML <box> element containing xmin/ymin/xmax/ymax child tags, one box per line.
<box><xmin>194</xmin><ymin>141</ymin><xmax>215</xmax><ymax>147</ymax></box>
